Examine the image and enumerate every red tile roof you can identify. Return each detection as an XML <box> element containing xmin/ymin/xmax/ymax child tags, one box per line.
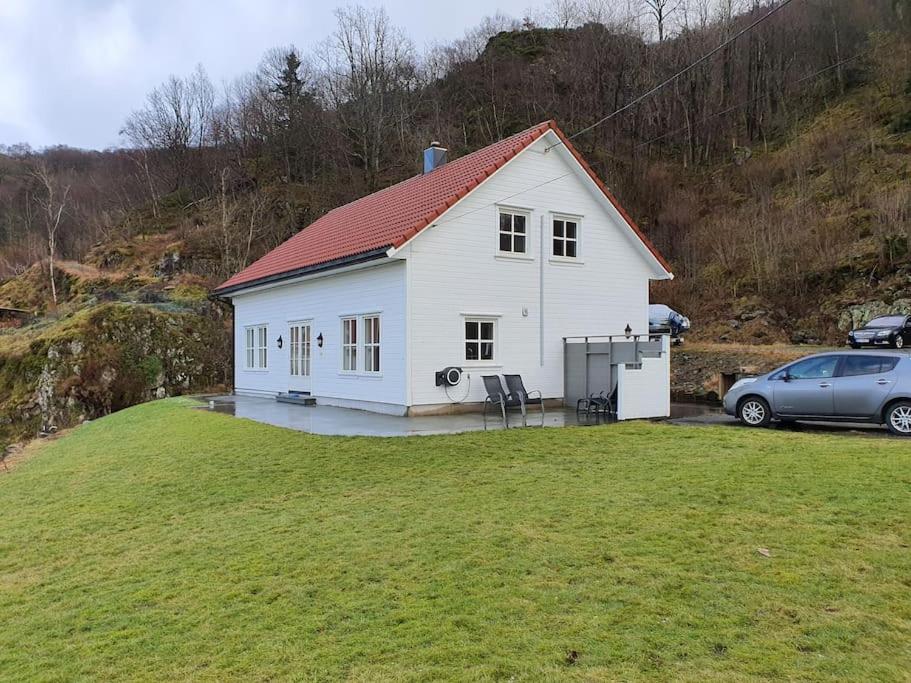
<box><xmin>216</xmin><ymin>120</ymin><xmax>670</xmax><ymax>293</ymax></box>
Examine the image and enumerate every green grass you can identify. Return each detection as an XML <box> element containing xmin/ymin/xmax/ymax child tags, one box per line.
<box><xmin>1</xmin><ymin>400</ymin><xmax>909</xmax><ymax>681</ymax></box>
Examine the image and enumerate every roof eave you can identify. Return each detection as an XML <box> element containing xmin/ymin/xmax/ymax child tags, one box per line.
<box><xmin>213</xmin><ymin>247</ymin><xmax>392</xmax><ymax>297</ymax></box>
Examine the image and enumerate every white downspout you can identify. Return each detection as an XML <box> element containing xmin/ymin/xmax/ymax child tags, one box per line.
<box><xmin>539</xmin><ymin>213</ymin><xmax>545</xmax><ymax>367</ymax></box>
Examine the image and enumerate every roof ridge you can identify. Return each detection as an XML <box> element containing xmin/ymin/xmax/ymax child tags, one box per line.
<box><xmin>215</xmin><ymin>118</ymin><xmax>669</xmax><ymax>294</ymax></box>
<box><xmin>387</xmin><ymin>122</ymin><xmax>552</xmax><ymax>250</ymax></box>
<box><xmin>320</xmin><ymin>120</ymin><xmax>553</xmax><ymax>216</ymax></box>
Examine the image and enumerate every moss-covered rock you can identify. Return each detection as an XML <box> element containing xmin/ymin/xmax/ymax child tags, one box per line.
<box><xmin>837</xmin><ymin>298</ymin><xmax>911</xmax><ymax>331</ymax></box>
<box><xmin>0</xmin><ymin>302</ymin><xmax>229</xmax><ymax>446</ymax></box>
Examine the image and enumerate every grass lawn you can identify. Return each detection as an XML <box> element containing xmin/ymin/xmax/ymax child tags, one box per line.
<box><xmin>1</xmin><ymin>400</ymin><xmax>909</xmax><ymax>681</ymax></box>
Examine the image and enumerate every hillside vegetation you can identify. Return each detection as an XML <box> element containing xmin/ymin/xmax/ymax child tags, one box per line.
<box><xmin>1</xmin><ymin>1</ymin><xmax>910</xmax><ymax>441</ymax></box>
<box><xmin>0</xmin><ymin>301</ymin><xmax>227</xmax><ymax>447</ymax></box>
<box><xmin>0</xmin><ymin>244</ymin><xmax>228</xmax><ymax>446</ymax></box>
<box><xmin>0</xmin><ymin>400</ymin><xmax>909</xmax><ymax>680</ymax></box>
<box><xmin>654</xmin><ymin>41</ymin><xmax>911</xmax><ymax>344</ymax></box>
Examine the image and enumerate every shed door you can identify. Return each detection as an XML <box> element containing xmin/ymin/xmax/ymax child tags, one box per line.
<box><xmin>288</xmin><ymin>321</ymin><xmax>312</xmax><ymax>393</ymax></box>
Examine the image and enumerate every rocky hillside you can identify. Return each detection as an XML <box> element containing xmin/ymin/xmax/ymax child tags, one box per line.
<box><xmin>0</xmin><ymin>234</ymin><xmax>229</xmax><ymax>448</ymax></box>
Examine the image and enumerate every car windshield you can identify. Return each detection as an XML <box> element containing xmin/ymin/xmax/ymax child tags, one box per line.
<box><xmin>865</xmin><ymin>316</ymin><xmax>905</xmax><ymax>327</ymax></box>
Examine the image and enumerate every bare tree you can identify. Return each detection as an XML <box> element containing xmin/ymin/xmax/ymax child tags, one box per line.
<box><xmin>242</xmin><ymin>191</ymin><xmax>269</xmax><ymax>270</ymax></box>
<box><xmin>318</xmin><ymin>6</ymin><xmax>419</xmax><ymax>191</ymax></box>
<box><xmin>426</xmin><ymin>13</ymin><xmax>521</xmax><ymax>77</ymax></box>
<box><xmin>217</xmin><ymin>167</ymin><xmax>238</xmax><ymax>274</ymax></box>
<box><xmin>30</xmin><ymin>162</ymin><xmax>70</xmax><ymax>307</ymax></box>
<box><xmin>546</xmin><ymin>0</ymin><xmax>583</xmax><ymax>28</ymax></box>
<box><xmin>121</xmin><ymin>64</ymin><xmax>215</xmax><ymax>191</ymax></box>
<box><xmin>641</xmin><ymin>0</ymin><xmax>681</xmax><ymax>41</ymax></box>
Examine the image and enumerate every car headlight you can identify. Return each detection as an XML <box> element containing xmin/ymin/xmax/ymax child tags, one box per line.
<box><xmin>876</xmin><ymin>330</ymin><xmax>892</xmax><ymax>338</ymax></box>
<box><xmin>729</xmin><ymin>378</ymin><xmax>757</xmax><ymax>391</ymax></box>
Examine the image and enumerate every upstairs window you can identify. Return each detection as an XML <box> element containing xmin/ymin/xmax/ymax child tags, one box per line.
<box><xmin>498</xmin><ymin>209</ymin><xmax>528</xmax><ymax>254</ymax></box>
<box><xmin>245</xmin><ymin>324</ymin><xmax>268</xmax><ymax>369</ymax></box>
<box><xmin>465</xmin><ymin>319</ymin><xmax>495</xmax><ymax>362</ymax></box>
<box><xmin>553</xmin><ymin>217</ymin><xmax>578</xmax><ymax>258</ymax></box>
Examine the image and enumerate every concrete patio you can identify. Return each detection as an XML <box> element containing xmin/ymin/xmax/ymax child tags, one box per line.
<box><xmin>194</xmin><ymin>396</ymin><xmax>892</xmax><ymax>438</ymax></box>
<box><xmin>196</xmin><ymin>394</ymin><xmax>614</xmax><ymax>437</ymax></box>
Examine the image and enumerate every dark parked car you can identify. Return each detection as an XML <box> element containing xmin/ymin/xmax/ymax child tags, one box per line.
<box><xmin>723</xmin><ymin>351</ymin><xmax>911</xmax><ymax>436</ymax></box>
<box><xmin>848</xmin><ymin>314</ymin><xmax>911</xmax><ymax>349</ymax></box>
<box><xmin>649</xmin><ymin>304</ymin><xmax>690</xmax><ymax>340</ymax></box>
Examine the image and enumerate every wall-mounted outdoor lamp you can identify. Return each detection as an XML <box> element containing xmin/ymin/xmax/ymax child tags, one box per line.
<box><xmin>624</xmin><ymin>324</ymin><xmax>632</xmax><ymax>339</ymax></box>
<box><xmin>277</xmin><ymin>335</ymin><xmax>283</xmax><ymax>349</ymax></box>
<box><xmin>317</xmin><ymin>333</ymin><xmax>324</xmax><ymax>348</ymax></box>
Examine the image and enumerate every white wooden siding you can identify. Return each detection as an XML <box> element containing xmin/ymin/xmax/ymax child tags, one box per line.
<box><xmin>616</xmin><ymin>336</ymin><xmax>671</xmax><ymax>420</ymax></box>
<box><xmin>231</xmin><ymin>261</ymin><xmax>407</xmax><ymax>411</ymax></box>
<box><xmin>403</xmin><ymin>132</ymin><xmax>656</xmax><ymax>407</ymax></box>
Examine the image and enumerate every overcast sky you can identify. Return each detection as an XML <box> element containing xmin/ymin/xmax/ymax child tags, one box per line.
<box><xmin>0</xmin><ymin>0</ymin><xmax>533</xmax><ymax>150</ymax></box>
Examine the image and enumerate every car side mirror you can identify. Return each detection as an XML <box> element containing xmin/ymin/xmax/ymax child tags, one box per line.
<box><xmin>782</xmin><ymin>372</ymin><xmax>791</xmax><ymax>382</ymax></box>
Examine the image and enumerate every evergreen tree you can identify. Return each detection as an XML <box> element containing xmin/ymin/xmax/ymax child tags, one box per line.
<box><xmin>271</xmin><ymin>49</ymin><xmax>308</xmax><ymax>182</ymax></box>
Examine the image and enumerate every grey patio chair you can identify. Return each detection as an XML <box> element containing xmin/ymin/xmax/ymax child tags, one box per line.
<box><xmin>503</xmin><ymin>374</ymin><xmax>545</xmax><ymax>426</ymax></box>
<box><xmin>576</xmin><ymin>384</ymin><xmax>617</xmax><ymax>420</ymax></box>
<box><xmin>481</xmin><ymin>375</ymin><xmax>523</xmax><ymax>429</ymax></box>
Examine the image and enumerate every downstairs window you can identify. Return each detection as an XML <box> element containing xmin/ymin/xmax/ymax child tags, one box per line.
<box><xmin>465</xmin><ymin>319</ymin><xmax>495</xmax><ymax>362</ymax></box>
<box><xmin>245</xmin><ymin>324</ymin><xmax>268</xmax><ymax>369</ymax></box>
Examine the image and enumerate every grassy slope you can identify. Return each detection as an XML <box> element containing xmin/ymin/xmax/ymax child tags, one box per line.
<box><xmin>0</xmin><ymin>401</ymin><xmax>909</xmax><ymax>681</ymax></box>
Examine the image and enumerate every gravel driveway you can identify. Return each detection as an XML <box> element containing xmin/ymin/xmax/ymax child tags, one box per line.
<box><xmin>668</xmin><ymin>402</ymin><xmax>892</xmax><ymax>438</ymax></box>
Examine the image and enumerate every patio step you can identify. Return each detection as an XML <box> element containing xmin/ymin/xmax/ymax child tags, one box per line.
<box><xmin>276</xmin><ymin>393</ymin><xmax>317</xmax><ymax>407</ymax></box>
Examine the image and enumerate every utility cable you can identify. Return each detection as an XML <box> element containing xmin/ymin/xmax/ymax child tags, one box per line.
<box><xmin>637</xmin><ymin>51</ymin><xmax>867</xmax><ymax>148</ymax></box>
<box><xmin>547</xmin><ymin>0</ymin><xmax>800</xmax><ymax>150</ymax></box>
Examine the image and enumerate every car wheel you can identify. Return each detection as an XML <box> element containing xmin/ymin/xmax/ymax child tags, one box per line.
<box><xmin>885</xmin><ymin>401</ymin><xmax>911</xmax><ymax>437</ymax></box>
<box><xmin>849</xmin><ymin>342</ymin><xmax>860</xmax><ymax>349</ymax></box>
<box><xmin>738</xmin><ymin>396</ymin><xmax>772</xmax><ymax>428</ymax></box>
<box><xmin>894</xmin><ymin>336</ymin><xmax>904</xmax><ymax>349</ymax></box>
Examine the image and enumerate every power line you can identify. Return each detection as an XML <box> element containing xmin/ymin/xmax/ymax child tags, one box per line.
<box><xmin>547</xmin><ymin>0</ymin><xmax>799</xmax><ymax>150</ymax></box>
<box><xmin>637</xmin><ymin>51</ymin><xmax>866</xmax><ymax>148</ymax></box>
<box><xmin>428</xmin><ymin>0</ymin><xmax>830</xmax><ymax>237</ymax></box>
<box><xmin>430</xmin><ymin>45</ymin><xmax>858</xmax><ymax>231</ymax></box>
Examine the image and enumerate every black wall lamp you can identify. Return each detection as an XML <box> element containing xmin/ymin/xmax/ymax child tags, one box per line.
<box><xmin>317</xmin><ymin>333</ymin><xmax>324</xmax><ymax>348</ymax></box>
<box><xmin>277</xmin><ymin>335</ymin><xmax>283</xmax><ymax>349</ymax></box>
<box><xmin>624</xmin><ymin>324</ymin><xmax>632</xmax><ymax>339</ymax></box>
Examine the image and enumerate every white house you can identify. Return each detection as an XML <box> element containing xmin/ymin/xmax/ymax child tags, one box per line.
<box><xmin>214</xmin><ymin>121</ymin><xmax>673</xmax><ymax>417</ymax></box>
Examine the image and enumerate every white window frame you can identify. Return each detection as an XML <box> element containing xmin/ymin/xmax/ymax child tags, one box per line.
<box><xmin>463</xmin><ymin>317</ymin><xmax>497</xmax><ymax>364</ymax></box>
<box><xmin>551</xmin><ymin>213</ymin><xmax>582</xmax><ymax>262</ymax></box>
<box><xmin>341</xmin><ymin>317</ymin><xmax>358</xmax><ymax>373</ymax></box>
<box><xmin>496</xmin><ymin>207</ymin><xmax>531</xmax><ymax>258</ymax></box>
<box><xmin>364</xmin><ymin>315</ymin><xmax>381</xmax><ymax>374</ymax></box>
<box><xmin>339</xmin><ymin>313</ymin><xmax>383</xmax><ymax>376</ymax></box>
<box><xmin>244</xmin><ymin>324</ymin><xmax>268</xmax><ymax>370</ymax></box>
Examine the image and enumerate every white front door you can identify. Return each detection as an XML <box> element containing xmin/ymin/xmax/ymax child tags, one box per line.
<box><xmin>288</xmin><ymin>321</ymin><xmax>312</xmax><ymax>393</ymax></box>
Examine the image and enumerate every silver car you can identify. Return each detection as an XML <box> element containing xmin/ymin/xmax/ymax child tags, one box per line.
<box><xmin>723</xmin><ymin>351</ymin><xmax>911</xmax><ymax>436</ymax></box>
